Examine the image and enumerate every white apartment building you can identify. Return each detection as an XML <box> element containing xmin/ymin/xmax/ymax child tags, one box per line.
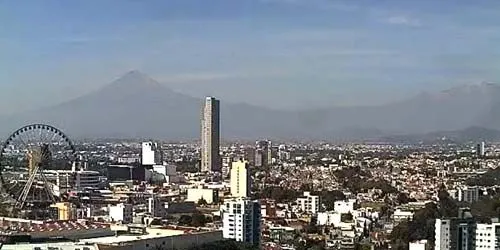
<box><xmin>297</xmin><ymin>192</ymin><xmax>320</xmax><ymax>214</ymax></box>
<box><xmin>221</xmin><ymin>198</ymin><xmax>261</xmax><ymax>245</ymax></box>
<box><xmin>435</xmin><ymin>217</ymin><xmax>500</xmax><ymax>250</ymax></box>
<box><xmin>475</xmin><ymin>222</ymin><xmax>500</xmax><ymax>249</ymax></box>
<box><xmin>108</xmin><ymin>203</ymin><xmax>133</xmax><ymax>224</ymax></box>
<box><xmin>230</xmin><ymin>160</ymin><xmax>250</xmax><ymax>198</ymax></box>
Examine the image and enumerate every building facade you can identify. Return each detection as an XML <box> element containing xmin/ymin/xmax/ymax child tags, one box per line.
<box><xmin>255</xmin><ymin>140</ymin><xmax>272</xmax><ymax>167</ymax></box>
<box><xmin>230</xmin><ymin>160</ymin><xmax>250</xmax><ymax>198</ymax></box>
<box><xmin>297</xmin><ymin>192</ymin><xmax>321</xmax><ymax>215</ymax></box>
<box><xmin>187</xmin><ymin>188</ymin><xmax>219</xmax><ymax>204</ymax></box>
<box><xmin>142</xmin><ymin>141</ymin><xmax>162</xmax><ymax>166</ymax></box>
<box><xmin>201</xmin><ymin>97</ymin><xmax>220</xmax><ymax>173</ymax></box>
<box><xmin>433</xmin><ymin>212</ymin><xmax>500</xmax><ymax>250</ymax></box>
<box><xmin>222</xmin><ymin>198</ymin><xmax>261</xmax><ymax>245</ymax></box>
<box><xmin>108</xmin><ymin>203</ymin><xmax>133</xmax><ymax>224</ymax></box>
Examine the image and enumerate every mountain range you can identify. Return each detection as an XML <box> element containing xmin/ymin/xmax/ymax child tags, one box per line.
<box><xmin>2</xmin><ymin>70</ymin><xmax>500</xmax><ymax>141</ymax></box>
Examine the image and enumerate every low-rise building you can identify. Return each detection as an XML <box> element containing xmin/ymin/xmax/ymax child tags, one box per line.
<box><xmin>297</xmin><ymin>192</ymin><xmax>320</xmax><ymax>215</ymax></box>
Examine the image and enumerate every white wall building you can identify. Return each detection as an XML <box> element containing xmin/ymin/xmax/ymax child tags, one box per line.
<box><xmin>142</xmin><ymin>141</ymin><xmax>161</xmax><ymax>166</ymax></box>
<box><xmin>317</xmin><ymin>212</ymin><xmax>342</xmax><ymax>227</ymax></box>
<box><xmin>187</xmin><ymin>188</ymin><xmax>219</xmax><ymax>204</ymax></box>
<box><xmin>475</xmin><ymin>222</ymin><xmax>500</xmax><ymax>249</ymax></box>
<box><xmin>153</xmin><ymin>164</ymin><xmax>176</xmax><ymax>176</ymax></box>
<box><xmin>409</xmin><ymin>240</ymin><xmax>427</xmax><ymax>250</ymax></box>
<box><xmin>221</xmin><ymin>198</ymin><xmax>261</xmax><ymax>245</ymax></box>
<box><xmin>334</xmin><ymin>199</ymin><xmax>356</xmax><ymax>214</ymax></box>
<box><xmin>230</xmin><ymin>160</ymin><xmax>250</xmax><ymax>198</ymax></box>
<box><xmin>108</xmin><ymin>203</ymin><xmax>133</xmax><ymax>224</ymax></box>
<box><xmin>44</xmin><ymin>170</ymin><xmax>102</xmax><ymax>191</ymax></box>
<box><xmin>297</xmin><ymin>192</ymin><xmax>320</xmax><ymax>215</ymax></box>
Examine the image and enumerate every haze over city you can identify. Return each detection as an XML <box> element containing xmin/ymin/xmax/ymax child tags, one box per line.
<box><xmin>4</xmin><ymin>2</ymin><xmax>500</xmax><ymax>250</ymax></box>
<box><xmin>3</xmin><ymin>0</ymin><xmax>500</xmax><ymax>114</ymax></box>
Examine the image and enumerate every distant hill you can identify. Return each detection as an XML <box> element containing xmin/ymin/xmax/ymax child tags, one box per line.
<box><xmin>1</xmin><ymin>71</ymin><xmax>500</xmax><ymax>141</ymax></box>
<box><xmin>380</xmin><ymin>127</ymin><xmax>500</xmax><ymax>144</ymax></box>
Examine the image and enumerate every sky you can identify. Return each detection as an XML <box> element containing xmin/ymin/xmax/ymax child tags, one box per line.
<box><xmin>2</xmin><ymin>0</ymin><xmax>500</xmax><ymax>113</ymax></box>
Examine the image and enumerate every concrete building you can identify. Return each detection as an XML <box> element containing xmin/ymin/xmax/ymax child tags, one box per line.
<box><xmin>148</xmin><ymin>196</ymin><xmax>166</xmax><ymax>218</ymax></box>
<box><xmin>2</xmin><ymin>225</ymin><xmax>222</xmax><ymax>250</ymax></box>
<box><xmin>317</xmin><ymin>211</ymin><xmax>342</xmax><ymax>227</ymax></box>
<box><xmin>109</xmin><ymin>203</ymin><xmax>133</xmax><ymax>224</ymax></box>
<box><xmin>142</xmin><ymin>141</ymin><xmax>162</xmax><ymax>166</ymax></box>
<box><xmin>221</xmin><ymin>198</ymin><xmax>261</xmax><ymax>245</ymax></box>
<box><xmin>230</xmin><ymin>160</ymin><xmax>250</xmax><ymax>198</ymax></box>
<box><xmin>450</xmin><ymin>186</ymin><xmax>480</xmax><ymax>203</ymax></box>
<box><xmin>255</xmin><ymin>140</ymin><xmax>272</xmax><ymax>167</ymax></box>
<box><xmin>477</xmin><ymin>142</ymin><xmax>486</xmax><ymax>158</ymax></box>
<box><xmin>409</xmin><ymin>240</ymin><xmax>427</xmax><ymax>250</ymax></box>
<box><xmin>44</xmin><ymin>170</ymin><xmax>103</xmax><ymax>191</ymax></box>
<box><xmin>435</xmin><ymin>212</ymin><xmax>476</xmax><ymax>250</ymax></box>
<box><xmin>297</xmin><ymin>192</ymin><xmax>320</xmax><ymax>215</ymax></box>
<box><xmin>435</xmin><ymin>217</ymin><xmax>500</xmax><ymax>250</ymax></box>
<box><xmin>187</xmin><ymin>188</ymin><xmax>219</xmax><ymax>204</ymax></box>
<box><xmin>201</xmin><ymin>96</ymin><xmax>220</xmax><ymax>173</ymax></box>
<box><xmin>50</xmin><ymin>202</ymin><xmax>76</xmax><ymax>221</ymax></box>
<box><xmin>153</xmin><ymin>164</ymin><xmax>180</xmax><ymax>183</ymax></box>
<box><xmin>334</xmin><ymin>199</ymin><xmax>357</xmax><ymax>214</ymax></box>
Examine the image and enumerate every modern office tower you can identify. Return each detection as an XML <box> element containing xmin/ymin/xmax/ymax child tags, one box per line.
<box><xmin>221</xmin><ymin>198</ymin><xmax>261</xmax><ymax>245</ymax></box>
<box><xmin>230</xmin><ymin>160</ymin><xmax>250</xmax><ymax>198</ymax></box>
<box><xmin>142</xmin><ymin>141</ymin><xmax>162</xmax><ymax>166</ymax></box>
<box><xmin>477</xmin><ymin>142</ymin><xmax>486</xmax><ymax>158</ymax></box>
<box><xmin>201</xmin><ymin>97</ymin><xmax>220</xmax><ymax>172</ymax></box>
<box><xmin>255</xmin><ymin>140</ymin><xmax>272</xmax><ymax>167</ymax></box>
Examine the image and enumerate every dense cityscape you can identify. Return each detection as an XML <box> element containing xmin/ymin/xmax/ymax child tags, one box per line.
<box><xmin>0</xmin><ymin>96</ymin><xmax>499</xmax><ymax>250</ymax></box>
<box><xmin>4</xmin><ymin>1</ymin><xmax>500</xmax><ymax>250</ymax></box>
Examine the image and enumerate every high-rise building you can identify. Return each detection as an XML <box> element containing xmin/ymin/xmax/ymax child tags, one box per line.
<box><xmin>230</xmin><ymin>160</ymin><xmax>250</xmax><ymax>198</ymax></box>
<box><xmin>434</xmin><ymin>208</ymin><xmax>487</xmax><ymax>250</ymax></box>
<box><xmin>201</xmin><ymin>97</ymin><xmax>220</xmax><ymax>172</ymax></box>
<box><xmin>477</xmin><ymin>142</ymin><xmax>486</xmax><ymax>158</ymax></box>
<box><xmin>255</xmin><ymin>140</ymin><xmax>272</xmax><ymax>167</ymax></box>
<box><xmin>142</xmin><ymin>141</ymin><xmax>162</xmax><ymax>166</ymax></box>
<box><xmin>221</xmin><ymin>198</ymin><xmax>261</xmax><ymax>245</ymax></box>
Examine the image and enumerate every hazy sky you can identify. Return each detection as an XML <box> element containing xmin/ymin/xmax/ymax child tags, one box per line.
<box><xmin>2</xmin><ymin>0</ymin><xmax>500</xmax><ymax>113</ymax></box>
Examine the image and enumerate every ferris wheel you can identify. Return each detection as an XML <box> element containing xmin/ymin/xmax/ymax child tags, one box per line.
<box><xmin>0</xmin><ymin>124</ymin><xmax>76</xmax><ymax>212</ymax></box>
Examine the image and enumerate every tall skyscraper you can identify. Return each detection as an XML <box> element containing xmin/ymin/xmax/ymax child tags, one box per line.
<box><xmin>201</xmin><ymin>97</ymin><xmax>220</xmax><ymax>172</ymax></box>
<box><xmin>230</xmin><ymin>160</ymin><xmax>250</xmax><ymax>198</ymax></box>
<box><xmin>221</xmin><ymin>198</ymin><xmax>261</xmax><ymax>245</ymax></box>
<box><xmin>255</xmin><ymin>140</ymin><xmax>272</xmax><ymax>168</ymax></box>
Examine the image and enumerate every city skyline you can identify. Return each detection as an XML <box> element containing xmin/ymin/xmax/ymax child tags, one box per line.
<box><xmin>3</xmin><ymin>0</ymin><xmax>500</xmax><ymax>113</ymax></box>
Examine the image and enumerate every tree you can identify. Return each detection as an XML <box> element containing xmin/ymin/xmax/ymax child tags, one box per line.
<box><xmin>198</xmin><ymin>198</ymin><xmax>208</xmax><ymax>206</ymax></box>
<box><xmin>191</xmin><ymin>213</ymin><xmax>208</xmax><ymax>227</ymax></box>
<box><xmin>178</xmin><ymin>215</ymin><xmax>192</xmax><ymax>226</ymax></box>
<box><xmin>320</xmin><ymin>190</ymin><xmax>346</xmax><ymax>211</ymax></box>
<box><xmin>305</xmin><ymin>216</ymin><xmax>320</xmax><ymax>234</ymax></box>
